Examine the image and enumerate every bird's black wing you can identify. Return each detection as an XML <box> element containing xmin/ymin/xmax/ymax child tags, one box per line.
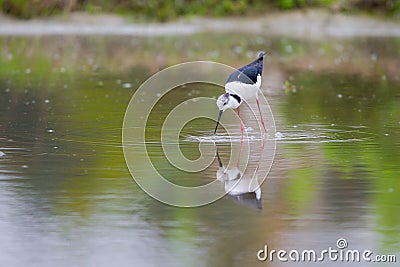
<box><xmin>226</xmin><ymin>65</ymin><xmax>259</xmax><ymax>85</ymax></box>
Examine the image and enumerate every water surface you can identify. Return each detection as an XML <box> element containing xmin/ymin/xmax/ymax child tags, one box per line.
<box><xmin>0</xmin><ymin>33</ymin><xmax>399</xmax><ymax>266</ymax></box>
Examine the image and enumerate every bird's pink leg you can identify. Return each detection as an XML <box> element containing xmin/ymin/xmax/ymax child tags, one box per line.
<box><xmin>256</xmin><ymin>99</ymin><xmax>267</xmax><ymax>133</ymax></box>
<box><xmin>237</xmin><ymin>132</ymin><xmax>244</xmax><ymax>168</ymax></box>
<box><xmin>255</xmin><ymin>138</ymin><xmax>266</xmax><ymax>172</ymax></box>
<box><xmin>237</xmin><ymin>106</ymin><xmax>244</xmax><ymax>137</ymax></box>
<box><xmin>237</xmin><ymin>106</ymin><xmax>244</xmax><ymax>168</ymax></box>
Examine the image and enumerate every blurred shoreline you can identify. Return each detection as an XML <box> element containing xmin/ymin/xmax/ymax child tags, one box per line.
<box><xmin>1</xmin><ymin>9</ymin><xmax>400</xmax><ymax>39</ymax></box>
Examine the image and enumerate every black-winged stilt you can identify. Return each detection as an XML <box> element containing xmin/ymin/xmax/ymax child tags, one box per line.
<box><xmin>214</xmin><ymin>52</ymin><xmax>267</xmax><ymax>135</ymax></box>
<box><xmin>215</xmin><ymin>148</ymin><xmax>262</xmax><ymax>209</ymax></box>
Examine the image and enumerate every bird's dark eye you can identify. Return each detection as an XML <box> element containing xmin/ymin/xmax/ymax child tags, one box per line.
<box><xmin>223</xmin><ymin>103</ymin><xmax>226</xmax><ymax>105</ymax></box>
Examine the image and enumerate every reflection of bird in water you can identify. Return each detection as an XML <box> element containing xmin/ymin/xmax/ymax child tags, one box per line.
<box><xmin>215</xmin><ymin>149</ymin><xmax>262</xmax><ymax>209</ymax></box>
<box><xmin>214</xmin><ymin>52</ymin><xmax>267</xmax><ymax>135</ymax></box>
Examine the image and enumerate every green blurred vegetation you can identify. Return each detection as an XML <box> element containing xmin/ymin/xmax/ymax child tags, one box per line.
<box><xmin>0</xmin><ymin>0</ymin><xmax>400</xmax><ymax>20</ymax></box>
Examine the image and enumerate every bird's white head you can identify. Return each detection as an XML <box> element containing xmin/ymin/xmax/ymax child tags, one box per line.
<box><xmin>216</xmin><ymin>93</ymin><xmax>230</xmax><ymax>111</ymax></box>
<box><xmin>216</xmin><ymin>93</ymin><xmax>241</xmax><ymax>111</ymax></box>
<box><xmin>214</xmin><ymin>93</ymin><xmax>242</xmax><ymax>135</ymax></box>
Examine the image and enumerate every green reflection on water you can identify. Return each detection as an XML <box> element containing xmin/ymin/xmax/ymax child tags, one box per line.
<box><xmin>0</xmin><ymin>33</ymin><xmax>399</xmax><ymax>265</ymax></box>
<box><xmin>281</xmin><ymin>70</ymin><xmax>400</xmax><ymax>249</ymax></box>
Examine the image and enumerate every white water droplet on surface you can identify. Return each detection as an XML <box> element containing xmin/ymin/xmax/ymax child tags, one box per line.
<box><xmin>275</xmin><ymin>132</ymin><xmax>284</xmax><ymax>139</ymax></box>
<box><xmin>123</xmin><ymin>83</ymin><xmax>132</xmax><ymax>89</ymax></box>
<box><xmin>337</xmin><ymin>94</ymin><xmax>343</xmax><ymax>99</ymax></box>
<box><xmin>47</xmin><ymin>129</ymin><xmax>54</xmax><ymax>133</ymax></box>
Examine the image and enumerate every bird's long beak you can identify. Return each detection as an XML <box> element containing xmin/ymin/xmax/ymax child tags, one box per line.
<box><xmin>213</xmin><ymin>110</ymin><xmax>223</xmax><ymax>135</ymax></box>
<box><xmin>216</xmin><ymin>149</ymin><xmax>223</xmax><ymax>168</ymax></box>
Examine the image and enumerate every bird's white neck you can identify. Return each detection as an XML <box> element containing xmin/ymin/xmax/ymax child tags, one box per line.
<box><xmin>226</xmin><ymin>94</ymin><xmax>241</xmax><ymax>109</ymax></box>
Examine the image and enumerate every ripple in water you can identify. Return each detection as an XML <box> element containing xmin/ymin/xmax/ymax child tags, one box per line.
<box><xmin>184</xmin><ymin>124</ymin><xmax>374</xmax><ymax>144</ymax></box>
<box><xmin>274</xmin><ymin>124</ymin><xmax>374</xmax><ymax>144</ymax></box>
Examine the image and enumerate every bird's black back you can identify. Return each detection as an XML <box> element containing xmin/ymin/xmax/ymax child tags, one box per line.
<box><xmin>226</xmin><ymin>52</ymin><xmax>266</xmax><ymax>85</ymax></box>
